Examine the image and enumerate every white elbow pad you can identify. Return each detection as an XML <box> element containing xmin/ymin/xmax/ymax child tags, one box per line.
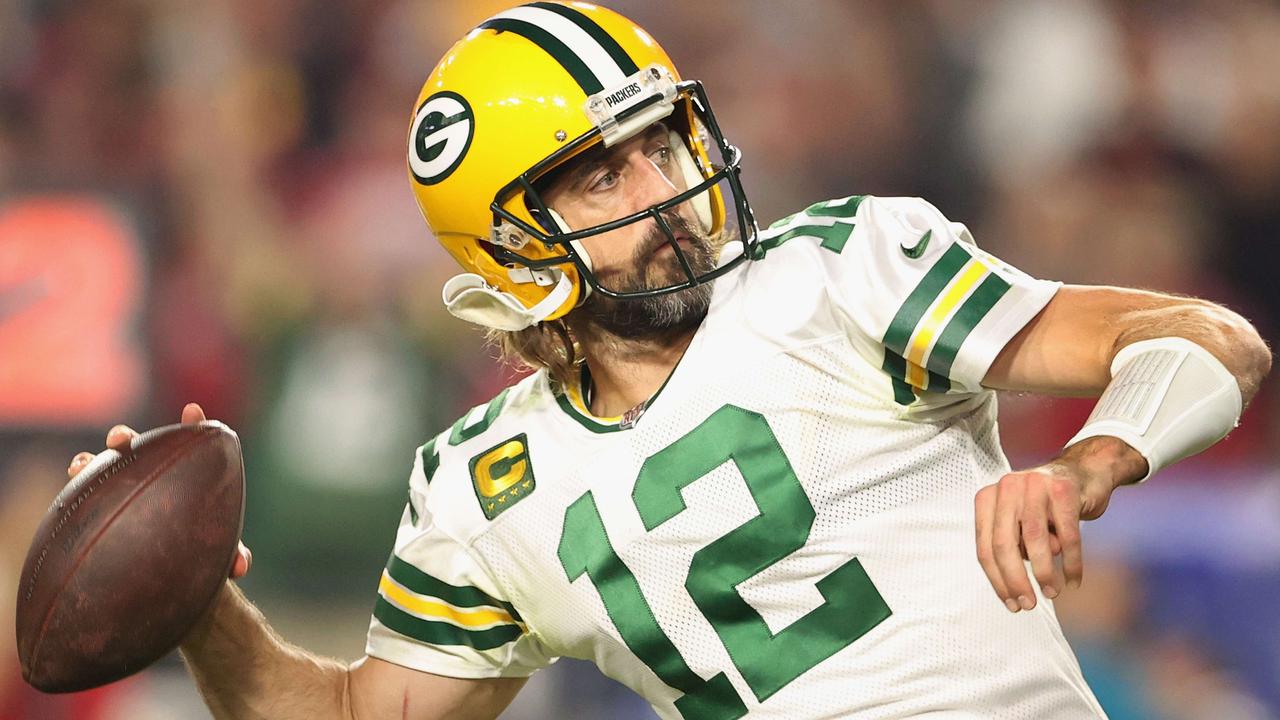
<box><xmin>1065</xmin><ymin>337</ymin><xmax>1242</xmax><ymax>482</ymax></box>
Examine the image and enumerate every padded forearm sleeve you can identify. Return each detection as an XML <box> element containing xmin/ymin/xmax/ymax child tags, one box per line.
<box><xmin>1065</xmin><ymin>337</ymin><xmax>1242</xmax><ymax>482</ymax></box>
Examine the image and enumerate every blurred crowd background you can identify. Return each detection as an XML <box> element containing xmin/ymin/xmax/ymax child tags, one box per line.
<box><xmin>2</xmin><ymin>0</ymin><xmax>1278</xmax><ymax>717</ymax></box>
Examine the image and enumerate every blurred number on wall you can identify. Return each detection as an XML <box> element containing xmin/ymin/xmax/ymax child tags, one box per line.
<box><xmin>0</xmin><ymin>196</ymin><xmax>146</xmax><ymax>428</ymax></box>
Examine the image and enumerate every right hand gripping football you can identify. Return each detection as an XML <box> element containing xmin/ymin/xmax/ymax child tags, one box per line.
<box><xmin>67</xmin><ymin>402</ymin><xmax>253</xmax><ymax>580</ymax></box>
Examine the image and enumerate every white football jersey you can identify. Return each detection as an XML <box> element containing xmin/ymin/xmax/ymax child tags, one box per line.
<box><xmin>366</xmin><ymin>196</ymin><xmax>1107</xmax><ymax>719</ymax></box>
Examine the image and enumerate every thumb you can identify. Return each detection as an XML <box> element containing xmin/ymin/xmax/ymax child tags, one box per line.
<box><xmin>181</xmin><ymin>402</ymin><xmax>208</xmax><ymax>425</ymax></box>
<box><xmin>230</xmin><ymin>542</ymin><xmax>252</xmax><ymax>579</ymax></box>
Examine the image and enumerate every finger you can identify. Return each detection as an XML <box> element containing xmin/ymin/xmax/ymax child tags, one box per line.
<box><xmin>1047</xmin><ymin>477</ymin><xmax>1084</xmax><ymax>589</ymax></box>
<box><xmin>67</xmin><ymin>451</ymin><xmax>95</xmax><ymax>478</ymax></box>
<box><xmin>1050</xmin><ymin>554</ymin><xmax>1067</xmax><ymax>598</ymax></box>
<box><xmin>105</xmin><ymin>424</ymin><xmax>137</xmax><ymax>451</ymax></box>
<box><xmin>231</xmin><ymin>542</ymin><xmax>252</xmax><ymax>579</ymax></box>
<box><xmin>181</xmin><ymin>402</ymin><xmax>207</xmax><ymax>425</ymax></box>
<box><xmin>994</xmin><ymin>474</ymin><xmax>1036</xmax><ymax>611</ymax></box>
<box><xmin>1020</xmin><ymin>478</ymin><xmax>1057</xmax><ymax>600</ymax></box>
<box><xmin>974</xmin><ymin>485</ymin><xmax>1015</xmax><ymax>612</ymax></box>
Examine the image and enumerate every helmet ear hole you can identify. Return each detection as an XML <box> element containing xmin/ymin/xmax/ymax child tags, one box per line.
<box><xmin>669</xmin><ymin>130</ymin><xmax>713</xmax><ymax>233</ymax></box>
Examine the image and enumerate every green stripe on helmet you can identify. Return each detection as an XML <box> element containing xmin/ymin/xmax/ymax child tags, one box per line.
<box><xmin>526</xmin><ymin>2</ymin><xmax>640</xmax><ymax>75</ymax></box>
<box><xmin>479</xmin><ymin>17</ymin><xmax>604</xmax><ymax>94</ymax></box>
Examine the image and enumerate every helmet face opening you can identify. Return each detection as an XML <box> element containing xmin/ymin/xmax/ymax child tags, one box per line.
<box><xmin>489</xmin><ymin>81</ymin><xmax>759</xmax><ymax>301</ymax></box>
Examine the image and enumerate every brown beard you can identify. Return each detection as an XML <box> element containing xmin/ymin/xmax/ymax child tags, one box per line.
<box><xmin>575</xmin><ymin>212</ymin><xmax>716</xmax><ymax>342</ymax></box>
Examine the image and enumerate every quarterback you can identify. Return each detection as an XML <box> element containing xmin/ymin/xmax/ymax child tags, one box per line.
<box><xmin>69</xmin><ymin>2</ymin><xmax>1270</xmax><ymax>719</ymax></box>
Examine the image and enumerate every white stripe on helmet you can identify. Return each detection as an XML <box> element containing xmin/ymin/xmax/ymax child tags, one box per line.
<box><xmin>491</xmin><ymin>6</ymin><xmax>628</xmax><ymax>89</ymax></box>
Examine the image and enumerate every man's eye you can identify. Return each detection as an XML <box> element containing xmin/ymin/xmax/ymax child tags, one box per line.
<box><xmin>650</xmin><ymin>146</ymin><xmax>672</xmax><ymax>166</ymax></box>
<box><xmin>589</xmin><ymin>170</ymin><xmax>618</xmax><ymax>191</ymax></box>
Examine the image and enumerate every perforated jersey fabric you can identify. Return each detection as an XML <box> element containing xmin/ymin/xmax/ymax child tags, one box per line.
<box><xmin>365</xmin><ymin>196</ymin><xmax>1106</xmax><ymax>718</ymax></box>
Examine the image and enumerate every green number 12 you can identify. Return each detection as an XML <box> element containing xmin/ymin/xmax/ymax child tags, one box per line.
<box><xmin>558</xmin><ymin>406</ymin><xmax>891</xmax><ymax>717</ymax></box>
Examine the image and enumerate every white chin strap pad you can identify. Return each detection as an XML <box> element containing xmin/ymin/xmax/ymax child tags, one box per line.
<box><xmin>670</xmin><ymin>130</ymin><xmax>713</xmax><ymax>233</ymax></box>
<box><xmin>546</xmin><ymin>207</ymin><xmax>593</xmax><ymax>303</ymax></box>
<box><xmin>442</xmin><ymin>271</ymin><xmax>574</xmax><ymax>331</ymax></box>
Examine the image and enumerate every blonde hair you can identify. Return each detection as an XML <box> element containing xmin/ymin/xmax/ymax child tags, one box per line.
<box><xmin>487</xmin><ymin>319</ymin><xmax>580</xmax><ymax>391</ymax></box>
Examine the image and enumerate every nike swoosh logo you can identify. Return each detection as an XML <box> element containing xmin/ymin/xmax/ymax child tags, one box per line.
<box><xmin>901</xmin><ymin>229</ymin><xmax>931</xmax><ymax>259</ymax></box>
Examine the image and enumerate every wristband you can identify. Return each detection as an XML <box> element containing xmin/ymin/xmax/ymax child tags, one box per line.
<box><xmin>1065</xmin><ymin>337</ymin><xmax>1242</xmax><ymax>482</ymax></box>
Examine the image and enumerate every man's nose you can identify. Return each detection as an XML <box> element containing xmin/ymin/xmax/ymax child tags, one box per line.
<box><xmin>626</xmin><ymin>151</ymin><xmax>679</xmax><ymax>213</ymax></box>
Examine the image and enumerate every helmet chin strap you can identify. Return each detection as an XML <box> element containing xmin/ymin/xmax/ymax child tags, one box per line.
<box><xmin>442</xmin><ymin>208</ymin><xmax>587</xmax><ymax>331</ymax></box>
<box><xmin>441</xmin><ymin>270</ymin><xmax>575</xmax><ymax>331</ymax></box>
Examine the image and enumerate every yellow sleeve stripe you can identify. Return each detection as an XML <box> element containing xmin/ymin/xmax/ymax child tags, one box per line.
<box><xmin>904</xmin><ymin>358</ymin><xmax>931</xmax><ymax>391</ymax></box>
<box><xmin>904</xmin><ymin>259</ymin><xmax>989</xmax><ymax>388</ymax></box>
<box><xmin>378</xmin><ymin>571</ymin><xmax>522</xmax><ymax>631</ymax></box>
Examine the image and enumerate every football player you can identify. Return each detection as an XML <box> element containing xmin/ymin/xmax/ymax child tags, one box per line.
<box><xmin>69</xmin><ymin>2</ymin><xmax>1270</xmax><ymax>718</ymax></box>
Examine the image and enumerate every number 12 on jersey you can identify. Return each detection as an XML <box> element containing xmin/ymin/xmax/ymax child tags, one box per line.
<box><xmin>558</xmin><ymin>405</ymin><xmax>892</xmax><ymax>719</ymax></box>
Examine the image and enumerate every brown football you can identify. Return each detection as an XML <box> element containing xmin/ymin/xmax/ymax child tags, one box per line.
<box><xmin>15</xmin><ymin>421</ymin><xmax>245</xmax><ymax>693</ymax></box>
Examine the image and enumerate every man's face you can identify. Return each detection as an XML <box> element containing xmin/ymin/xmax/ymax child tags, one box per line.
<box><xmin>541</xmin><ymin>122</ymin><xmax>717</xmax><ymax>338</ymax></box>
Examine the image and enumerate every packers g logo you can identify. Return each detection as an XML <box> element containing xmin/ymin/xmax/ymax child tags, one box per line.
<box><xmin>469</xmin><ymin>434</ymin><xmax>536</xmax><ymax>521</ymax></box>
<box><xmin>409</xmin><ymin>91</ymin><xmax>474</xmax><ymax>186</ymax></box>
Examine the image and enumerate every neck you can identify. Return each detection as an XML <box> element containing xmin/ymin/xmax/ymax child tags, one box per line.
<box><xmin>574</xmin><ymin>326</ymin><xmax>696</xmax><ymax>418</ymax></box>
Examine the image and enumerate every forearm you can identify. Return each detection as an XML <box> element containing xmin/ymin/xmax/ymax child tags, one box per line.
<box><xmin>1110</xmin><ymin>296</ymin><xmax>1272</xmax><ymax>408</ymax></box>
<box><xmin>986</xmin><ymin>286</ymin><xmax>1272</xmax><ymax>405</ymax></box>
<box><xmin>180</xmin><ymin>582</ymin><xmax>353</xmax><ymax>720</ymax></box>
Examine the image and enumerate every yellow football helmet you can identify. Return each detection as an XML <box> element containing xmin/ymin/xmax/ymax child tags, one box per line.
<box><xmin>408</xmin><ymin>1</ymin><xmax>758</xmax><ymax>331</ymax></box>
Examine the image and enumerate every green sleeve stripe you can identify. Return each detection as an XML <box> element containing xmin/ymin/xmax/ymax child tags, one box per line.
<box><xmin>802</xmin><ymin>195</ymin><xmax>865</xmax><ymax>218</ymax></box>
<box><xmin>925</xmin><ymin>272</ymin><xmax>1012</xmax><ymax>379</ymax></box>
<box><xmin>449</xmin><ymin>388</ymin><xmax>511</xmax><ymax>446</ymax></box>
<box><xmin>386</xmin><ymin>555</ymin><xmax>523</xmax><ymax>621</ymax></box>
<box><xmin>889</xmin><ymin>376</ymin><xmax>916</xmax><ymax>406</ymax></box>
<box><xmin>929</xmin><ymin>370</ymin><xmax>951</xmax><ymax>392</ymax></box>
<box><xmin>374</xmin><ymin>597</ymin><xmax>523</xmax><ymax>651</ymax></box>
<box><xmin>882</xmin><ymin>349</ymin><xmax>906</xmax><ymax>381</ymax></box>
<box><xmin>418</xmin><ymin>437</ymin><xmax>440</xmax><ymax>485</ymax></box>
<box><xmin>882</xmin><ymin>243</ymin><xmax>971</xmax><ymax>354</ymax></box>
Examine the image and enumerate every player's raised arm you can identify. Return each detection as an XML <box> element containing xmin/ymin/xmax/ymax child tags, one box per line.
<box><xmin>974</xmin><ymin>285</ymin><xmax>1271</xmax><ymax>612</ymax></box>
<box><xmin>983</xmin><ymin>284</ymin><xmax>1270</xmax><ymax>403</ymax></box>
<box><xmin>66</xmin><ymin>406</ymin><xmax>525</xmax><ymax>720</ymax></box>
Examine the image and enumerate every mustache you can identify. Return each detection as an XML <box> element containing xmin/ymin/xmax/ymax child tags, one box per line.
<box><xmin>635</xmin><ymin>211</ymin><xmax>703</xmax><ymax>262</ymax></box>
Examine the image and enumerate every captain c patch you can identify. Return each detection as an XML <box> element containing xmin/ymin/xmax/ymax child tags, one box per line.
<box><xmin>469</xmin><ymin>434</ymin><xmax>535</xmax><ymax>520</ymax></box>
